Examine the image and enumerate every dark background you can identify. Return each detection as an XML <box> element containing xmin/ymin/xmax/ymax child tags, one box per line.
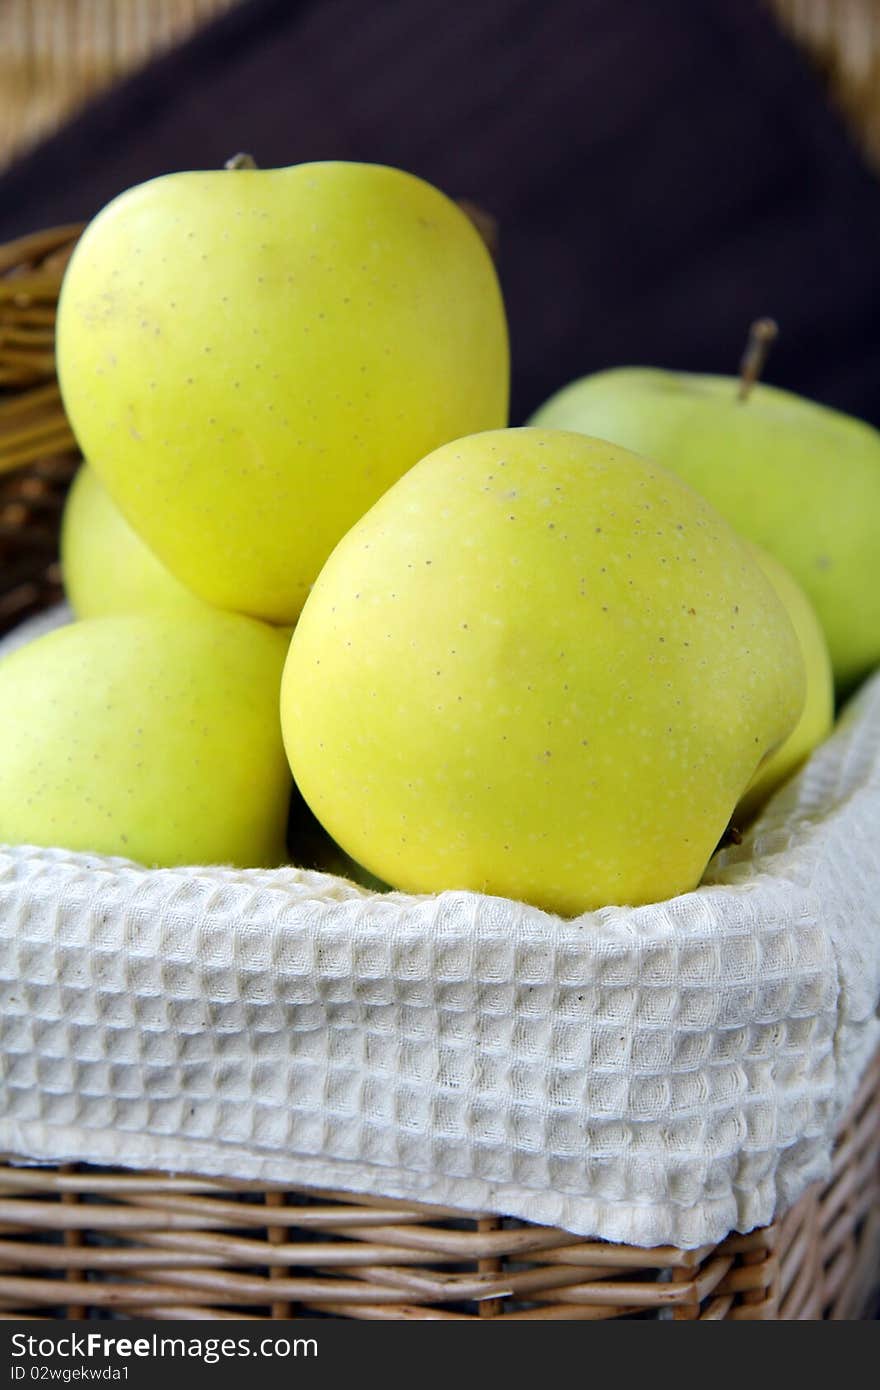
<box><xmin>2</xmin><ymin>0</ymin><xmax>879</xmax><ymax>425</ymax></box>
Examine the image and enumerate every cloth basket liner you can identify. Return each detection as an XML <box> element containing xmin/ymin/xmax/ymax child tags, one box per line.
<box><xmin>1</xmin><ymin>608</ymin><xmax>878</xmax><ymax>1247</ymax></box>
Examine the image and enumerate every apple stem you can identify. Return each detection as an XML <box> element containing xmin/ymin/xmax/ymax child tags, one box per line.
<box><xmin>224</xmin><ymin>152</ymin><xmax>258</xmax><ymax>170</ymax></box>
<box><xmin>737</xmin><ymin>318</ymin><xmax>778</xmax><ymax>401</ymax></box>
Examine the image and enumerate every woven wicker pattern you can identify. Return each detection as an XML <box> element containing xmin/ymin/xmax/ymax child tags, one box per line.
<box><xmin>0</xmin><ymin>228</ymin><xmax>79</xmax><ymax>635</ymax></box>
<box><xmin>777</xmin><ymin>1051</ymin><xmax>880</xmax><ymax>1318</ymax></box>
<box><xmin>0</xmin><ymin>1048</ymin><xmax>875</xmax><ymax>1320</ymax></box>
<box><xmin>2</xmin><ymin>3</ymin><xmax>880</xmax><ymax>173</ymax></box>
<box><xmin>772</xmin><ymin>0</ymin><xmax>880</xmax><ymax>170</ymax></box>
<box><xmin>0</xmin><ymin>0</ymin><xmax>238</xmax><ymax>168</ymax></box>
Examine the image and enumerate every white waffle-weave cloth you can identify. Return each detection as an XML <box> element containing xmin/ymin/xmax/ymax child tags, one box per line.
<box><xmin>0</xmin><ymin>607</ymin><xmax>878</xmax><ymax>1247</ymax></box>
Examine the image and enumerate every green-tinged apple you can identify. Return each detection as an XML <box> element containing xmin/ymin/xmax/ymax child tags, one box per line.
<box><xmin>61</xmin><ymin>465</ymin><xmax>209</xmax><ymax>618</ymax></box>
<box><xmin>281</xmin><ymin>428</ymin><xmax>805</xmax><ymax>916</ymax></box>
<box><xmin>0</xmin><ymin>611</ymin><xmax>291</xmax><ymax>867</ymax></box>
<box><xmin>735</xmin><ymin>544</ymin><xmax>834</xmax><ymax>825</ymax></box>
<box><xmin>57</xmin><ymin>160</ymin><xmax>509</xmax><ymax>624</ymax></box>
<box><xmin>530</xmin><ymin>333</ymin><xmax>880</xmax><ymax>690</ymax></box>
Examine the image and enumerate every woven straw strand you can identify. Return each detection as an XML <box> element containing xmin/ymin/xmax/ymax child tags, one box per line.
<box><xmin>0</xmin><ymin>1</ymin><xmax>238</xmax><ymax>168</ymax></box>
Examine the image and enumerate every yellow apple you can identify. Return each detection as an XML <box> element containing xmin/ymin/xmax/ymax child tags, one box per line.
<box><xmin>287</xmin><ymin>795</ymin><xmax>388</xmax><ymax>891</ymax></box>
<box><xmin>0</xmin><ymin>611</ymin><xmax>291</xmax><ymax>867</ymax></box>
<box><xmin>61</xmin><ymin>465</ymin><xmax>209</xmax><ymax>618</ymax></box>
<box><xmin>281</xmin><ymin>428</ymin><xmax>805</xmax><ymax>915</ymax></box>
<box><xmin>57</xmin><ymin>161</ymin><xmax>509</xmax><ymax>624</ymax></box>
<box><xmin>736</xmin><ymin>545</ymin><xmax>834</xmax><ymax>824</ymax></box>
<box><xmin>530</xmin><ymin>368</ymin><xmax>880</xmax><ymax>690</ymax></box>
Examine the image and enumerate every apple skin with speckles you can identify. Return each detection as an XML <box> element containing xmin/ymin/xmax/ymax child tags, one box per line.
<box><xmin>62</xmin><ymin>465</ymin><xmax>212</xmax><ymax>619</ymax></box>
<box><xmin>0</xmin><ymin>612</ymin><xmax>292</xmax><ymax>868</ymax></box>
<box><xmin>55</xmin><ymin>161</ymin><xmax>508</xmax><ymax>624</ymax></box>
<box><xmin>281</xmin><ymin>428</ymin><xmax>805</xmax><ymax>915</ymax></box>
<box><xmin>735</xmin><ymin>544</ymin><xmax>833</xmax><ymax>825</ymax></box>
<box><xmin>530</xmin><ymin>369</ymin><xmax>880</xmax><ymax>691</ymax></box>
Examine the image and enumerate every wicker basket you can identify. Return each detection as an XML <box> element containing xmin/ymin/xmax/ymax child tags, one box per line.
<box><xmin>1</xmin><ymin>227</ymin><xmax>880</xmax><ymax>1321</ymax></box>
<box><xmin>0</xmin><ymin>1052</ymin><xmax>873</xmax><ymax>1321</ymax></box>
<box><xmin>3</xmin><ymin>4</ymin><xmax>880</xmax><ymax>175</ymax></box>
